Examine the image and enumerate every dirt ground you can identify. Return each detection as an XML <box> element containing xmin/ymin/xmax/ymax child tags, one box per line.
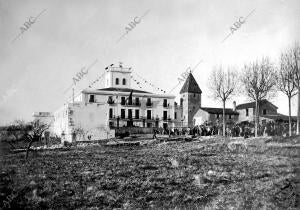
<box><xmin>0</xmin><ymin>136</ymin><xmax>299</xmax><ymax>209</ymax></box>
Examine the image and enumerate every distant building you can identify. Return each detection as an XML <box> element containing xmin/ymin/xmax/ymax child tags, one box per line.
<box><xmin>236</xmin><ymin>99</ymin><xmax>278</xmax><ymax>122</ymax></box>
<box><xmin>236</xmin><ymin>99</ymin><xmax>296</xmax><ymax>124</ymax></box>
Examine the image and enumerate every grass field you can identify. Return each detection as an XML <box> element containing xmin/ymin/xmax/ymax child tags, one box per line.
<box><xmin>0</xmin><ymin>136</ymin><xmax>299</xmax><ymax>209</ymax></box>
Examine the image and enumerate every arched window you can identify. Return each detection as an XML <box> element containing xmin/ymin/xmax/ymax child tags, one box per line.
<box><xmin>122</xmin><ymin>78</ymin><xmax>126</xmax><ymax>85</ymax></box>
<box><xmin>116</xmin><ymin>78</ymin><xmax>119</xmax><ymax>85</ymax></box>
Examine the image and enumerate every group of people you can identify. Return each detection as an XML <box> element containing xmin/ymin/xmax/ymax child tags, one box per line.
<box><xmin>153</xmin><ymin>120</ymin><xmax>296</xmax><ymax>138</ymax></box>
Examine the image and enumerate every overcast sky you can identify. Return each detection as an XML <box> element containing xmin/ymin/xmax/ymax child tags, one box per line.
<box><xmin>0</xmin><ymin>0</ymin><xmax>299</xmax><ymax>125</ymax></box>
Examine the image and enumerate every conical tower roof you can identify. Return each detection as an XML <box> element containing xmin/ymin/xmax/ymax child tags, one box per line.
<box><xmin>179</xmin><ymin>72</ymin><xmax>202</xmax><ymax>94</ymax></box>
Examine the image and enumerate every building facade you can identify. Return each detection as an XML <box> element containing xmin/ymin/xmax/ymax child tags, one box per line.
<box><xmin>52</xmin><ymin>64</ymin><xmax>176</xmax><ymax>142</ymax></box>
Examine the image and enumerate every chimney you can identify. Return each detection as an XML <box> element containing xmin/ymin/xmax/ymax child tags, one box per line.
<box><xmin>233</xmin><ymin>101</ymin><xmax>236</xmax><ymax>111</ymax></box>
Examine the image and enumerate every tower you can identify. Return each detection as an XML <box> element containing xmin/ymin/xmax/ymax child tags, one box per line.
<box><xmin>104</xmin><ymin>62</ymin><xmax>132</xmax><ymax>88</ymax></box>
<box><xmin>179</xmin><ymin>72</ymin><xmax>202</xmax><ymax>127</ymax></box>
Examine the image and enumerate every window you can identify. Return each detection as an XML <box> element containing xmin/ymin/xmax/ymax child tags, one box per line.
<box><xmin>89</xmin><ymin>95</ymin><xmax>95</xmax><ymax>103</ymax></box>
<box><xmin>246</xmin><ymin>108</ymin><xmax>249</xmax><ymax>116</ymax></box>
<box><xmin>135</xmin><ymin>97</ymin><xmax>140</xmax><ymax>106</ymax></box>
<box><xmin>122</xmin><ymin>78</ymin><xmax>126</xmax><ymax>85</ymax></box>
<box><xmin>147</xmin><ymin>110</ymin><xmax>152</xmax><ymax>119</ymax></box>
<box><xmin>216</xmin><ymin>114</ymin><xmax>219</xmax><ymax>119</ymax></box>
<box><xmin>121</xmin><ymin>109</ymin><xmax>125</xmax><ymax>119</ymax></box>
<box><xmin>163</xmin><ymin>111</ymin><xmax>168</xmax><ymax>120</ymax></box>
<box><xmin>121</xmin><ymin>97</ymin><xmax>126</xmax><ymax>105</ymax></box>
<box><xmin>194</xmin><ymin>93</ymin><xmax>196</xmax><ymax>97</ymax></box>
<box><xmin>174</xmin><ymin>112</ymin><xmax>177</xmax><ymax>119</ymax></box>
<box><xmin>128</xmin><ymin>109</ymin><xmax>132</xmax><ymax>119</ymax></box>
<box><xmin>163</xmin><ymin>99</ymin><xmax>167</xmax><ymax>107</ymax></box>
<box><xmin>147</xmin><ymin>123</ymin><xmax>152</xmax><ymax>128</ymax></box>
<box><xmin>229</xmin><ymin>115</ymin><xmax>232</xmax><ymax>119</ymax></box>
<box><xmin>263</xmin><ymin>109</ymin><xmax>267</xmax><ymax>115</ymax></box>
<box><xmin>116</xmin><ymin>78</ymin><xmax>119</xmax><ymax>85</ymax></box>
<box><xmin>109</xmin><ymin>108</ymin><xmax>113</xmax><ymax>118</ymax></box>
<box><xmin>135</xmin><ymin>109</ymin><xmax>139</xmax><ymax>119</ymax></box>
<box><xmin>107</xmin><ymin>96</ymin><xmax>114</xmax><ymax>104</ymax></box>
<box><xmin>146</xmin><ymin>98</ymin><xmax>152</xmax><ymax>106</ymax></box>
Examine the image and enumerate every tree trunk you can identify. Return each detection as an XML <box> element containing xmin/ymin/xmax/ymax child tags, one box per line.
<box><xmin>297</xmin><ymin>90</ymin><xmax>300</xmax><ymax>135</ymax></box>
<box><xmin>222</xmin><ymin>100</ymin><xmax>226</xmax><ymax>137</ymax></box>
<box><xmin>25</xmin><ymin>139</ymin><xmax>34</xmax><ymax>160</ymax></box>
<box><xmin>288</xmin><ymin>95</ymin><xmax>292</xmax><ymax>136</ymax></box>
<box><xmin>255</xmin><ymin>100</ymin><xmax>259</xmax><ymax>137</ymax></box>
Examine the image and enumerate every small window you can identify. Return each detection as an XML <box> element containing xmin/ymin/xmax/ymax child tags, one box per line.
<box><xmin>89</xmin><ymin>95</ymin><xmax>95</xmax><ymax>103</ymax></box>
<box><xmin>135</xmin><ymin>110</ymin><xmax>139</xmax><ymax>119</ymax></box>
<box><xmin>194</xmin><ymin>93</ymin><xmax>196</xmax><ymax>97</ymax></box>
<box><xmin>163</xmin><ymin>99</ymin><xmax>167</xmax><ymax>107</ymax></box>
<box><xmin>116</xmin><ymin>78</ymin><xmax>119</xmax><ymax>85</ymax></box>
<box><xmin>146</xmin><ymin>98</ymin><xmax>152</xmax><ymax>106</ymax></box>
<box><xmin>163</xmin><ymin>111</ymin><xmax>168</xmax><ymax>120</ymax></box>
<box><xmin>216</xmin><ymin>114</ymin><xmax>219</xmax><ymax>119</ymax></box>
<box><xmin>263</xmin><ymin>109</ymin><xmax>267</xmax><ymax>115</ymax></box>
<box><xmin>107</xmin><ymin>96</ymin><xmax>114</xmax><ymax>104</ymax></box>
<box><xmin>229</xmin><ymin>115</ymin><xmax>232</xmax><ymax>119</ymax></box>
<box><xmin>147</xmin><ymin>110</ymin><xmax>152</xmax><ymax>119</ymax></box>
<box><xmin>109</xmin><ymin>108</ymin><xmax>113</xmax><ymax>118</ymax></box>
<box><xmin>174</xmin><ymin>112</ymin><xmax>177</xmax><ymax>119</ymax></box>
<box><xmin>121</xmin><ymin>97</ymin><xmax>126</xmax><ymax>105</ymax></box>
<box><xmin>122</xmin><ymin>78</ymin><xmax>126</xmax><ymax>85</ymax></box>
<box><xmin>121</xmin><ymin>109</ymin><xmax>125</xmax><ymax>119</ymax></box>
<box><xmin>128</xmin><ymin>109</ymin><xmax>132</xmax><ymax>119</ymax></box>
<box><xmin>246</xmin><ymin>108</ymin><xmax>249</xmax><ymax>117</ymax></box>
<box><xmin>135</xmin><ymin>97</ymin><xmax>140</xmax><ymax>105</ymax></box>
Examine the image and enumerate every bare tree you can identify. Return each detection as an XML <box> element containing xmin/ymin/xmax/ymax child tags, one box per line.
<box><xmin>289</xmin><ymin>43</ymin><xmax>300</xmax><ymax>135</ymax></box>
<box><xmin>241</xmin><ymin>57</ymin><xmax>277</xmax><ymax>137</ymax></box>
<box><xmin>276</xmin><ymin>53</ymin><xmax>297</xmax><ymax>136</ymax></box>
<box><xmin>23</xmin><ymin>120</ymin><xmax>50</xmax><ymax>159</ymax></box>
<box><xmin>208</xmin><ymin>65</ymin><xmax>238</xmax><ymax>136</ymax></box>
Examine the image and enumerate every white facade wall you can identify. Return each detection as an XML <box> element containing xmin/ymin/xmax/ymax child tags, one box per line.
<box><xmin>83</xmin><ymin>90</ymin><xmax>176</xmax><ymax>128</ymax></box>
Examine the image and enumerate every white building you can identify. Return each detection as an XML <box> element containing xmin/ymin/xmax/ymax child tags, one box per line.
<box><xmin>52</xmin><ymin>64</ymin><xmax>176</xmax><ymax>142</ymax></box>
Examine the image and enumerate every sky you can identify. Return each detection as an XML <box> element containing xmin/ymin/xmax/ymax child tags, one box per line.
<box><xmin>0</xmin><ymin>0</ymin><xmax>299</xmax><ymax>125</ymax></box>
